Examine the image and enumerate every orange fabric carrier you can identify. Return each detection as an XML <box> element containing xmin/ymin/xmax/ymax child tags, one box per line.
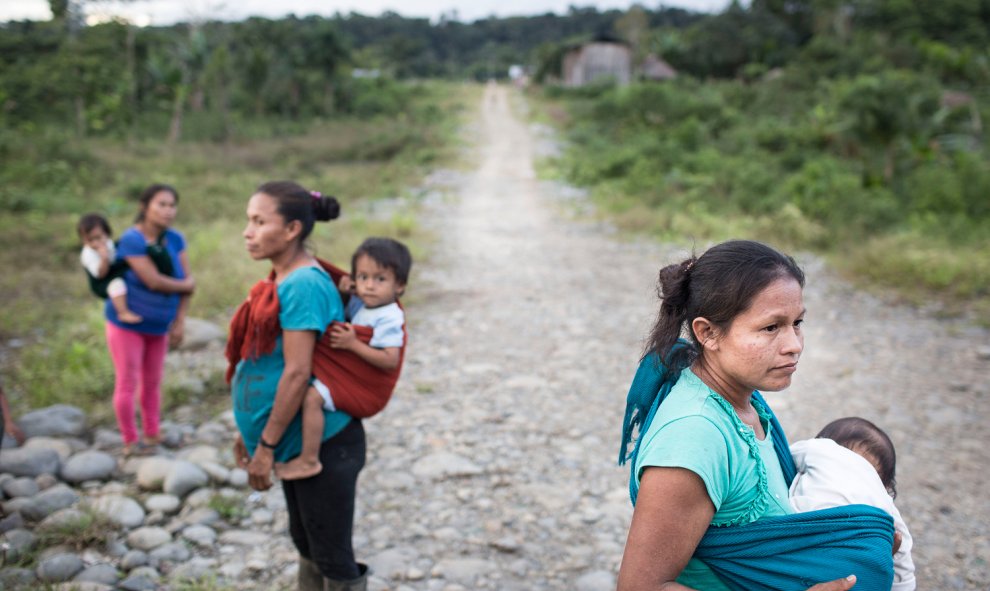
<box><xmin>225</xmin><ymin>258</ymin><xmax>405</xmax><ymax>419</ymax></box>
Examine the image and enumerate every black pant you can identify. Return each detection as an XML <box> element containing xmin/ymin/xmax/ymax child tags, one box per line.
<box><xmin>283</xmin><ymin>419</ymin><xmax>366</xmax><ymax>580</ymax></box>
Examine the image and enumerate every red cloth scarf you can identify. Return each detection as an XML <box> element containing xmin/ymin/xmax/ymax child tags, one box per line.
<box><xmin>225</xmin><ymin>258</ymin><xmax>405</xmax><ymax>418</ymax></box>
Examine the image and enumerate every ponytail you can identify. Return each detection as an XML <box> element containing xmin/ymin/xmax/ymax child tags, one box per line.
<box><xmin>256</xmin><ymin>181</ymin><xmax>340</xmax><ymax>244</ymax></box>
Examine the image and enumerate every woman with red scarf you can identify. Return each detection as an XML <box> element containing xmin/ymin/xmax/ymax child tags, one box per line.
<box><xmin>228</xmin><ymin>180</ymin><xmax>367</xmax><ymax>591</ymax></box>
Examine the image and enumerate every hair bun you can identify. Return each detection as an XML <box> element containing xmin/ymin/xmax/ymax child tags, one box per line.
<box><xmin>312</xmin><ymin>195</ymin><xmax>340</xmax><ymax>222</ymax></box>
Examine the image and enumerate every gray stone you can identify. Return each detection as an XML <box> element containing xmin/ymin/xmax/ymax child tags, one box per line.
<box><xmin>149</xmin><ymin>541</ymin><xmax>191</xmax><ymax>562</ymax></box>
<box><xmin>73</xmin><ymin>563</ymin><xmax>120</xmax><ymax>585</ymax></box>
<box><xmin>411</xmin><ymin>452</ymin><xmax>483</xmax><ymax>479</ymax></box>
<box><xmin>0</xmin><ymin>446</ymin><xmax>61</xmax><ymax>477</ymax></box>
<box><xmin>183</xmin><ymin>487</ymin><xmax>215</xmax><ymax>508</ymax></box>
<box><xmin>177</xmin><ymin>317</ymin><xmax>225</xmax><ymax>351</ymax></box>
<box><xmin>17</xmin><ymin>404</ymin><xmax>87</xmax><ymax>438</ymax></box>
<box><xmin>0</xmin><ymin>567</ymin><xmax>36</xmax><ymax>587</ymax></box>
<box><xmin>38</xmin><ymin>507</ymin><xmax>89</xmax><ymax>531</ymax></box>
<box><xmin>118</xmin><ymin>573</ymin><xmax>159</xmax><ymax>591</ymax></box>
<box><xmin>167</xmin><ymin>557</ymin><xmax>217</xmax><ymax>582</ymax></box>
<box><xmin>181</xmin><ymin>507</ymin><xmax>220</xmax><ymax>526</ymax></box>
<box><xmin>0</xmin><ymin>511</ymin><xmax>25</xmax><ymax>533</ymax></box>
<box><xmin>35</xmin><ymin>472</ymin><xmax>59</xmax><ymax>489</ymax></box>
<box><xmin>23</xmin><ymin>436</ymin><xmax>78</xmax><ymax>462</ymax></box>
<box><xmin>177</xmin><ymin>444</ymin><xmax>219</xmax><ymax>465</ymax></box>
<box><xmin>120</xmin><ymin>550</ymin><xmax>149</xmax><ymax>571</ymax></box>
<box><xmin>92</xmin><ymin>428</ymin><xmax>124</xmax><ymax>449</ymax></box>
<box><xmin>163</xmin><ymin>461</ymin><xmax>208</xmax><ymax>497</ymax></box>
<box><xmin>367</xmin><ymin>547</ymin><xmax>420</xmax><ymax>579</ymax></box>
<box><xmin>126</xmin><ymin>526</ymin><xmax>171</xmax><ymax>551</ymax></box>
<box><xmin>197</xmin><ymin>461</ymin><xmax>230</xmax><ymax>483</ymax></box>
<box><xmin>431</xmin><ymin>558</ymin><xmax>496</xmax><ymax>583</ymax></box>
<box><xmin>61</xmin><ymin>451</ymin><xmax>117</xmax><ymax>483</ymax></box>
<box><xmin>575</xmin><ymin>570</ymin><xmax>615</xmax><ymax>591</ymax></box>
<box><xmin>218</xmin><ymin>529</ymin><xmax>269</xmax><ymax>546</ymax></box>
<box><xmin>57</xmin><ymin>583</ymin><xmax>114</xmax><ymax>591</ymax></box>
<box><xmin>89</xmin><ymin>495</ymin><xmax>146</xmax><ymax>529</ymax></box>
<box><xmin>180</xmin><ymin>524</ymin><xmax>217</xmax><ymax>546</ymax></box>
<box><xmin>1</xmin><ymin>528</ymin><xmax>36</xmax><ymax>561</ymax></box>
<box><xmin>21</xmin><ymin>484</ymin><xmax>78</xmax><ymax>522</ymax></box>
<box><xmin>135</xmin><ymin>457</ymin><xmax>175</xmax><ymax>490</ymax></box>
<box><xmin>2</xmin><ymin>476</ymin><xmax>39</xmax><ymax>498</ymax></box>
<box><xmin>36</xmin><ymin>552</ymin><xmax>84</xmax><ymax>582</ymax></box>
<box><xmin>144</xmin><ymin>494</ymin><xmax>181</xmax><ymax>514</ymax></box>
<box><xmin>227</xmin><ymin>468</ymin><xmax>248</xmax><ymax>488</ymax></box>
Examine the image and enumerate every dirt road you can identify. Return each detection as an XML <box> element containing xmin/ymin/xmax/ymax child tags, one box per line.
<box><xmin>356</xmin><ymin>84</ymin><xmax>990</xmax><ymax>590</ymax></box>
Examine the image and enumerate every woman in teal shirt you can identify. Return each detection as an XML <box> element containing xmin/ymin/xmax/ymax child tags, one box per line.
<box><xmin>230</xmin><ymin>180</ymin><xmax>367</xmax><ymax>590</ymax></box>
<box><xmin>617</xmin><ymin>240</ymin><xmax>860</xmax><ymax>591</ymax></box>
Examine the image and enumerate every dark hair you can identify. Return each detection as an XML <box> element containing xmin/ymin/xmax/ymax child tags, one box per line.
<box><xmin>256</xmin><ymin>180</ymin><xmax>340</xmax><ymax>244</ymax></box>
<box><xmin>351</xmin><ymin>237</ymin><xmax>413</xmax><ymax>285</ymax></box>
<box><xmin>136</xmin><ymin>183</ymin><xmax>179</xmax><ymax>222</ymax></box>
<box><xmin>646</xmin><ymin>239</ymin><xmax>805</xmax><ymax>371</ymax></box>
<box><xmin>77</xmin><ymin>213</ymin><xmax>112</xmax><ymax>238</ymax></box>
<box><xmin>817</xmin><ymin>417</ymin><xmax>897</xmax><ymax>498</ymax></box>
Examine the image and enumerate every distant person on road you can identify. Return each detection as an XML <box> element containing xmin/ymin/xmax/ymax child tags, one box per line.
<box><xmin>617</xmin><ymin>239</ymin><xmax>898</xmax><ymax>591</ymax></box>
<box><xmin>227</xmin><ymin>180</ymin><xmax>368</xmax><ymax>591</ymax></box>
<box><xmin>791</xmin><ymin>417</ymin><xmax>916</xmax><ymax>591</ymax></box>
<box><xmin>277</xmin><ymin>236</ymin><xmax>410</xmax><ymax>481</ymax></box>
<box><xmin>105</xmin><ymin>184</ymin><xmax>194</xmax><ymax>457</ymax></box>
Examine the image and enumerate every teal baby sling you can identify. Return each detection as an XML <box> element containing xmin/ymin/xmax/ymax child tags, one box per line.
<box><xmin>87</xmin><ymin>234</ymin><xmax>175</xmax><ymax>299</ymax></box>
<box><xmin>619</xmin><ymin>345</ymin><xmax>896</xmax><ymax>591</ymax></box>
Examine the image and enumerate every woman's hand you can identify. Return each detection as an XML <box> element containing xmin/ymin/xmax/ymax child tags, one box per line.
<box><xmin>168</xmin><ymin>318</ymin><xmax>185</xmax><ymax>348</ymax></box>
<box><xmin>329</xmin><ymin>323</ymin><xmax>358</xmax><ymax>350</ymax></box>
<box><xmin>246</xmin><ymin>444</ymin><xmax>274</xmax><ymax>491</ymax></box>
<box><xmin>806</xmin><ymin>575</ymin><xmax>856</xmax><ymax>590</ymax></box>
<box><xmin>233</xmin><ymin>435</ymin><xmax>250</xmax><ymax>469</ymax></box>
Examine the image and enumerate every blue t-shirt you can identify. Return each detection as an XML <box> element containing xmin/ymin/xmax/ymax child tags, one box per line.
<box><xmin>231</xmin><ymin>265</ymin><xmax>350</xmax><ymax>463</ymax></box>
<box><xmin>633</xmin><ymin>368</ymin><xmax>794</xmax><ymax>590</ymax></box>
<box><xmin>105</xmin><ymin>227</ymin><xmax>186</xmax><ymax>335</ymax></box>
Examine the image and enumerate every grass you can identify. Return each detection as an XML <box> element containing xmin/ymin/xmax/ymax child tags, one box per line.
<box><xmin>0</xmin><ymin>81</ymin><xmax>471</xmax><ymax>420</ymax></box>
<box><xmin>526</xmin><ymin>86</ymin><xmax>990</xmax><ymax>323</ymax></box>
<box><xmin>207</xmin><ymin>491</ymin><xmax>249</xmax><ymax>523</ymax></box>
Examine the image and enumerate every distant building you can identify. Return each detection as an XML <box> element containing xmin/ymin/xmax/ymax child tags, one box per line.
<box><xmin>561</xmin><ymin>41</ymin><xmax>632</xmax><ymax>87</ymax></box>
<box><xmin>640</xmin><ymin>54</ymin><xmax>677</xmax><ymax>81</ymax></box>
<box><xmin>558</xmin><ymin>41</ymin><xmax>677</xmax><ymax>87</ymax></box>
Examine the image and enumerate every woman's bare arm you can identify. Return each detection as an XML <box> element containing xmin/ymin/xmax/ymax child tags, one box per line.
<box><xmin>169</xmin><ymin>251</ymin><xmax>193</xmax><ymax>347</ymax></box>
<box><xmin>125</xmin><ymin>254</ymin><xmax>195</xmax><ymax>293</ymax></box>
<box><xmin>617</xmin><ymin>467</ymin><xmax>714</xmax><ymax>591</ymax></box>
<box><xmin>245</xmin><ymin>329</ymin><xmax>316</xmax><ymax>491</ymax></box>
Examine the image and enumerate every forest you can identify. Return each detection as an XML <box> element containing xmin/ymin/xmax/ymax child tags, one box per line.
<box><xmin>1</xmin><ymin>0</ymin><xmax>989</xmax><ymax>409</ymax></box>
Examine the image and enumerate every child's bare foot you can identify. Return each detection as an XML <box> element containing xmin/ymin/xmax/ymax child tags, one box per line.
<box><xmin>275</xmin><ymin>458</ymin><xmax>322</xmax><ymax>480</ymax></box>
<box><xmin>118</xmin><ymin>310</ymin><xmax>144</xmax><ymax>324</ymax></box>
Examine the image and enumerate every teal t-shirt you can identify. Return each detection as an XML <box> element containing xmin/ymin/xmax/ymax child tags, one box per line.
<box><xmin>633</xmin><ymin>368</ymin><xmax>794</xmax><ymax>591</ymax></box>
<box><xmin>231</xmin><ymin>265</ymin><xmax>350</xmax><ymax>463</ymax></box>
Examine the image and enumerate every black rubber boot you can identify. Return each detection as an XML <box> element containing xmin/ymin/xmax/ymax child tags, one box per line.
<box><xmin>298</xmin><ymin>556</ymin><xmax>324</xmax><ymax>591</ymax></box>
<box><xmin>323</xmin><ymin>563</ymin><xmax>369</xmax><ymax>591</ymax></box>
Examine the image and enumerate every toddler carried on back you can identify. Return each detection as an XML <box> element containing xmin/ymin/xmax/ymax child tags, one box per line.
<box><xmin>277</xmin><ymin>237</ymin><xmax>411</xmax><ymax>480</ymax></box>
<box><xmin>78</xmin><ymin>212</ymin><xmax>175</xmax><ymax>323</ymax></box>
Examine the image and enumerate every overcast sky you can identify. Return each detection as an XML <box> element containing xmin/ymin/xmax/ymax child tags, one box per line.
<box><xmin>3</xmin><ymin>0</ymin><xmax>729</xmax><ymax>26</ymax></box>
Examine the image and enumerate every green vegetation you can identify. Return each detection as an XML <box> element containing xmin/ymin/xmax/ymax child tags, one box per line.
<box><xmin>0</xmin><ymin>82</ymin><xmax>467</xmax><ymax>418</ymax></box>
<box><xmin>533</xmin><ymin>1</ymin><xmax>990</xmax><ymax>317</ymax></box>
<box><xmin>207</xmin><ymin>491</ymin><xmax>249</xmax><ymax>522</ymax></box>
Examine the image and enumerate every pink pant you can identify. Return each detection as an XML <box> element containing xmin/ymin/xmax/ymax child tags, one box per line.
<box><xmin>105</xmin><ymin>322</ymin><xmax>168</xmax><ymax>444</ymax></box>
